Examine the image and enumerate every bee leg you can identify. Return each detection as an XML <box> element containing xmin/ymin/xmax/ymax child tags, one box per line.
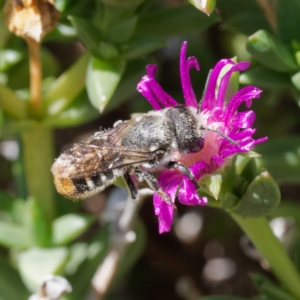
<box><xmin>167</xmin><ymin>161</ymin><xmax>200</xmax><ymax>189</ymax></box>
<box><xmin>134</xmin><ymin>169</ymin><xmax>176</xmax><ymax>208</ymax></box>
<box><xmin>123</xmin><ymin>171</ymin><xmax>138</xmax><ymax>202</ymax></box>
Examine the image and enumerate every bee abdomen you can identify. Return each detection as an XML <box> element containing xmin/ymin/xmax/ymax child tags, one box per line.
<box><xmin>53</xmin><ymin>170</ymin><xmax>116</xmax><ymax>199</ymax></box>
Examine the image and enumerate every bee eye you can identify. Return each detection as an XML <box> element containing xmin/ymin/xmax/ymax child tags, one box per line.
<box><xmin>189</xmin><ymin>138</ymin><xmax>204</xmax><ymax>153</ymax></box>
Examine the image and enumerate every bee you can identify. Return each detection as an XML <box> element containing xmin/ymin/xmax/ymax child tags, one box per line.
<box><xmin>51</xmin><ymin>105</ymin><xmax>236</xmax><ymax>206</ymax></box>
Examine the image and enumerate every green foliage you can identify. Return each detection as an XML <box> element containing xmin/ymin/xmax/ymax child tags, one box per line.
<box><xmin>1</xmin><ymin>0</ymin><xmax>300</xmax><ymax>299</ymax></box>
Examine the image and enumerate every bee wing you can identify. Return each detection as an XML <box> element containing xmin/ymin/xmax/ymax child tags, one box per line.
<box><xmin>51</xmin><ymin>138</ymin><xmax>152</xmax><ymax>179</ymax></box>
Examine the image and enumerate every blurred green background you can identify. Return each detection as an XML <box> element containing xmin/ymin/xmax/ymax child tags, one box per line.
<box><xmin>1</xmin><ymin>0</ymin><xmax>300</xmax><ymax>299</ymax></box>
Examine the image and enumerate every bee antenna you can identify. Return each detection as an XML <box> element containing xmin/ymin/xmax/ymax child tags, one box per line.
<box><xmin>200</xmin><ymin>126</ymin><xmax>239</xmax><ymax>146</ymax></box>
<box><xmin>197</xmin><ymin>69</ymin><xmax>212</xmax><ymax>114</ymax></box>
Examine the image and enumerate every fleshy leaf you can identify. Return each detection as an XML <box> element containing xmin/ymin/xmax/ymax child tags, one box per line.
<box><xmin>188</xmin><ymin>0</ymin><xmax>216</xmax><ymax>15</ymax></box>
<box><xmin>69</xmin><ymin>16</ymin><xmax>102</xmax><ymax>56</ymax></box>
<box><xmin>44</xmin><ymin>53</ymin><xmax>89</xmax><ymax>116</ymax></box>
<box><xmin>121</xmin><ymin>37</ymin><xmax>166</xmax><ymax>60</ymax></box>
<box><xmin>25</xmin><ymin>198</ymin><xmax>52</xmax><ymax>248</ymax></box>
<box><xmin>0</xmin><ymin>84</ymin><xmax>27</xmax><ymax>119</ymax></box>
<box><xmin>0</xmin><ymin>49</ymin><xmax>23</xmax><ymax>72</ymax></box>
<box><xmin>134</xmin><ymin>5</ymin><xmax>220</xmax><ymax>39</ymax></box>
<box><xmin>231</xmin><ymin>169</ymin><xmax>280</xmax><ymax>218</ymax></box>
<box><xmin>18</xmin><ymin>247</ymin><xmax>69</xmax><ymax>292</ymax></box>
<box><xmin>52</xmin><ymin>214</ymin><xmax>95</xmax><ymax>246</ymax></box>
<box><xmin>277</xmin><ymin>0</ymin><xmax>300</xmax><ymax>45</ymax></box>
<box><xmin>291</xmin><ymin>70</ymin><xmax>300</xmax><ymax>91</ymax></box>
<box><xmin>0</xmin><ymin>253</ymin><xmax>29</xmax><ymax>299</ymax></box>
<box><xmin>251</xmin><ymin>273</ymin><xmax>295</xmax><ymax>300</ymax></box>
<box><xmin>199</xmin><ymin>173</ymin><xmax>222</xmax><ymax>199</ymax></box>
<box><xmin>246</xmin><ymin>30</ymin><xmax>298</xmax><ymax>72</ymax></box>
<box><xmin>86</xmin><ymin>56</ymin><xmax>126</xmax><ymax>111</ymax></box>
<box><xmin>107</xmin><ymin>16</ymin><xmax>138</xmax><ymax>44</ymax></box>
<box><xmin>0</xmin><ymin>221</ymin><xmax>29</xmax><ymax>248</ymax></box>
<box><xmin>44</xmin><ymin>91</ymin><xmax>99</xmax><ymax>128</ymax></box>
<box><xmin>240</xmin><ymin>66</ymin><xmax>290</xmax><ymax>89</ymax></box>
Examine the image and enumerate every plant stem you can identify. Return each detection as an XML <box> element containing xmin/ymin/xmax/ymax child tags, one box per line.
<box><xmin>21</xmin><ymin>125</ymin><xmax>55</xmax><ymax>223</ymax></box>
<box><xmin>232</xmin><ymin>215</ymin><xmax>300</xmax><ymax>299</ymax></box>
<box><xmin>26</xmin><ymin>37</ymin><xmax>42</xmax><ymax>118</ymax></box>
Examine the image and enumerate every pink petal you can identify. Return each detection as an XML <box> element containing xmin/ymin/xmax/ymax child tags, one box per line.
<box><xmin>216</xmin><ymin>62</ymin><xmax>250</xmax><ymax>108</ymax></box>
<box><xmin>137</xmin><ymin>77</ymin><xmax>162</xmax><ymax>110</ymax></box>
<box><xmin>146</xmin><ymin>65</ymin><xmax>177</xmax><ymax>107</ymax></box>
<box><xmin>201</xmin><ymin>59</ymin><xmax>234</xmax><ymax>111</ymax></box>
<box><xmin>153</xmin><ymin>193</ymin><xmax>174</xmax><ymax>234</ymax></box>
<box><xmin>178</xmin><ymin>177</ymin><xmax>207</xmax><ymax>205</ymax></box>
<box><xmin>180</xmin><ymin>42</ymin><xmax>199</xmax><ymax>108</ymax></box>
<box><xmin>231</xmin><ymin>111</ymin><xmax>256</xmax><ymax>128</ymax></box>
<box><xmin>153</xmin><ymin>170</ymin><xmax>183</xmax><ymax>234</ymax></box>
<box><xmin>224</xmin><ymin>86</ymin><xmax>262</xmax><ymax>126</ymax></box>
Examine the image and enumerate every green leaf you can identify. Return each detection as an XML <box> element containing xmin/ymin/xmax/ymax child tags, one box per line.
<box><xmin>52</xmin><ymin>213</ymin><xmax>95</xmax><ymax>246</ymax></box>
<box><xmin>188</xmin><ymin>0</ymin><xmax>216</xmax><ymax>15</ymax></box>
<box><xmin>107</xmin><ymin>16</ymin><xmax>138</xmax><ymax>44</ymax></box>
<box><xmin>44</xmin><ymin>53</ymin><xmax>89</xmax><ymax>116</ymax></box>
<box><xmin>65</xmin><ymin>243</ymin><xmax>88</xmax><ymax>275</ymax></box>
<box><xmin>0</xmin><ymin>253</ymin><xmax>29</xmax><ymax>299</ymax></box>
<box><xmin>45</xmin><ymin>22</ymin><xmax>77</xmax><ymax>42</ymax></box>
<box><xmin>291</xmin><ymin>70</ymin><xmax>300</xmax><ymax>91</ymax></box>
<box><xmin>134</xmin><ymin>5</ymin><xmax>220</xmax><ymax>39</ymax></box>
<box><xmin>0</xmin><ymin>50</ymin><xmax>23</xmax><ymax>72</ymax></box>
<box><xmin>0</xmin><ymin>221</ymin><xmax>29</xmax><ymax>248</ymax></box>
<box><xmin>44</xmin><ymin>91</ymin><xmax>99</xmax><ymax>128</ymax></box>
<box><xmin>103</xmin><ymin>59</ymin><xmax>147</xmax><ymax>114</ymax></box>
<box><xmin>251</xmin><ymin>273</ymin><xmax>295</xmax><ymax>300</ymax></box>
<box><xmin>240</xmin><ymin>66</ymin><xmax>291</xmax><ymax>89</ymax></box>
<box><xmin>223</xmin><ymin>13</ymin><xmax>271</xmax><ymax>36</ymax></box>
<box><xmin>0</xmin><ymin>14</ymin><xmax>10</xmax><ymax>50</ymax></box>
<box><xmin>255</xmin><ymin>136</ymin><xmax>300</xmax><ymax>183</ymax></box>
<box><xmin>86</xmin><ymin>56</ymin><xmax>126</xmax><ymax>111</ymax></box>
<box><xmin>230</xmin><ymin>169</ymin><xmax>281</xmax><ymax>218</ymax></box>
<box><xmin>277</xmin><ymin>0</ymin><xmax>300</xmax><ymax>45</ymax></box>
<box><xmin>18</xmin><ymin>247</ymin><xmax>69</xmax><ymax>292</ymax></box>
<box><xmin>293</xmin><ymin>238</ymin><xmax>300</xmax><ymax>273</ymax></box>
<box><xmin>68</xmin><ymin>226</ymin><xmax>110</xmax><ymax>300</ymax></box>
<box><xmin>69</xmin><ymin>16</ymin><xmax>102</xmax><ymax>54</ymax></box>
<box><xmin>121</xmin><ymin>37</ymin><xmax>166</xmax><ymax>60</ymax></box>
<box><xmin>199</xmin><ymin>173</ymin><xmax>222</xmax><ymax>199</ymax></box>
<box><xmin>0</xmin><ymin>85</ymin><xmax>27</xmax><ymax>119</ymax></box>
<box><xmin>246</xmin><ymin>30</ymin><xmax>299</xmax><ymax>73</ymax></box>
<box><xmin>25</xmin><ymin>198</ymin><xmax>52</xmax><ymax>247</ymax></box>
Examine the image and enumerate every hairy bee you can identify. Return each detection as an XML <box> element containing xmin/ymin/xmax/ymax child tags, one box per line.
<box><xmin>51</xmin><ymin>105</ymin><xmax>234</xmax><ymax>205</ymax></box>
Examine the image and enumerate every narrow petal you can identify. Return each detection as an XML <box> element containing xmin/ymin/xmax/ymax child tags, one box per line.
<box><xmin>149</xmin><ymin>78</ymin><xmax>178</xmax><ymax>107</ymax></box>
<box><xmin>180</xmin><ymin>42</ymin><xmax>199</xmax><ymax>108</ymax></box>
<box><xmin>146</xmin><ymin>64</ymin><xmax>178</xmax><ymax>107</ymax></box>
<box><xmin>229</xmin><ymin>128</ymin><xmax>256</xmax><ymax>140</ymax></box>
<box><xmin>255</xmin><ymin>136</ymin><xmax>268</xmax><ymax>144</ymax></box>
<box><xmin>189</xmin><ymin>161</ymin><xmax>208</xmax><ymax>180</ymax></box>
<box><xmin>178</xmin><ymin>177</ymin><xmax>207</xmax><ymax>205</ymax></box>
<box><xmin>154</xmin><ymin>170</ymin><xmax>183</xmax><ymax>233</ymax></box>
<box><xmin>216</xmin><ymin>62</ymin><xmax>250</xmax><ymax>108</ymax></box>
<box><xmin>153</xmin><ymin>194</ymin><xmax>174</xmax><ymax>234</ymax></box>
<box><xmin>224</xmin><ymin>86</ymin><xmax>262</xmax><ymax>125</ymax></box>
<box><xmin>201</xmin><ymin>59</ymin><xmax>234</xmax><ymax>111</ymax></box>
<box><xmin>231</xmin><ymin>111</ymin><xmax>256</xmax><ymax>128</ymax></box>
<box><xmin>137</xmin><ymin>77</ymin><xmax>162</xmax><ymax>110</ymax></box>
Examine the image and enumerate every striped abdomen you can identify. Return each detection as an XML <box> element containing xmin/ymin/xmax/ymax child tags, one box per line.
<box><xmin>53</xmin><ymin>170</ymin><xmax>115</xmax><ymax>199</ymax></box>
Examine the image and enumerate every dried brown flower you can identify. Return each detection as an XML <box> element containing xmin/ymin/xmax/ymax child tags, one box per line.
<box><xmin>4</xmin><ymin>0</ymin><xmax>60</xmax><ymax>42</ymax></box>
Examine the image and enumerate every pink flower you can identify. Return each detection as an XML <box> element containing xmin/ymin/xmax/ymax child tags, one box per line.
<box><xmin>137</xmin><ymin>42</ymin><xmax>267</xmax><ymax>233</ymax></box>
